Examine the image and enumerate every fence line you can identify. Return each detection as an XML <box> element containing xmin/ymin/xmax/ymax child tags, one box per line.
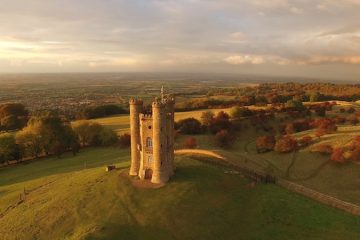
<box><xmin>277</xmin><ymin>179</ymin><xmax>360</xmax><ymax>216</ymax></box>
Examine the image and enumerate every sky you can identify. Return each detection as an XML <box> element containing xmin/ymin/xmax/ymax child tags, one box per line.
<box><xmin>0</xmin><ymin>0</ymin><xmax>360</xmax><ymax>80</ymax></box>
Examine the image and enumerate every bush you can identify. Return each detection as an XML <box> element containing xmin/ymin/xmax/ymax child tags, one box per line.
<box><xmin>330</xmin><ymin>148</ymin><xmax>346</xmax><ymax>163</ymax></box>
<box><xmin>183</xmin><ymin>137</ymin><xmax>197</xmax><ymax>149</ymax></box>
<box><xmin>256</xmin><ymin>135</ymin><xmax>275</xmax><ymax>153</ymax></box>
<box><xmin>215</xmin><ymin>130</ymin><xmax>235</xmax><ymax>147</ymax></box>
<box><xmin>176</xmin><ymin>118</ymin><xmax>203</xmax><ymax>134</ymax></box>
<box><xmin>274</xmin><ymin>136</ymin><xmax>298</xmax><ymax>153</ymax></box>
<box><xmin>119</xmin><ymin>133</ymin><xmax>131</xmax><ymax>148</ymax></box>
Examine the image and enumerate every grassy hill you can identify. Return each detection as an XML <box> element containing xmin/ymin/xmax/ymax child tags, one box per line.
<box><xmin>91</xmin><ymin>106</ymin><xmax>360</xmax><ymax>206</ymax></box>
<box><xmin>1</xmin><ymin>148</ymin><xmax>360</xmax><ymax>240</ymax></box>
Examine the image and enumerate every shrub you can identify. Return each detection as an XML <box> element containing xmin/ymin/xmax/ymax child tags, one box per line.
<box><xmin>215</xmin><ymin>130</ymin><xmax>235</xmax><ymax>147</ymax></box>
<box><xmin>274</xmin><ymin>136</ymin><xmax>298</xmax><ymax>153</ymax></box>
<box><xmin>330</xmin><ymin>148</ymin><xmax>346</xmax><ymax>163</ymax></box>
<box><xmin>183</xmin><ymin>137</ymin><xmax>197</xmax><ymax>149</ymax></box>
<box><xmin>119</xmin><ymin>133</ymin><xmax>131</xmax><ymax>147</ymax></box>
<box><xmin>176</xmin><ymin>118</ymin><xmax>203</xmax><ymax>134</ymax></box>
<box><xmin>256</xmin><ymin>135</ymin><xmax>276</xmax><ymax>153</ymax></box>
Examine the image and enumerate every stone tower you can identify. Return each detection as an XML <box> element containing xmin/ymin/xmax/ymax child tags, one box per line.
<box><xmin>129</xmin><ymin>88</ymin><xmax>175</xmax><ymax>184</ymax></box>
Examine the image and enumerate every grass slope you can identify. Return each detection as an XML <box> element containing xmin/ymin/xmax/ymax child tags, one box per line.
<box><xmin>1</xmin><ymin>148</ymin><xmax>360</xmax><ymax>239</ymax></box>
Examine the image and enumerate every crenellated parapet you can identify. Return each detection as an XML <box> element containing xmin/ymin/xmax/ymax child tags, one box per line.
<box><xmin>152</xmin><ymin>100</ymin><xmax>165</xmax><ymax>108</ymax></box>
<box><xmin>129</xmin><ymin>98</ymin><xmax>143</xmax><ymax>105</ymax></box>
<box><xmin>140</xmin><ymin>113</ymin><xmax>153</xmax><ymax>119</ymax></box>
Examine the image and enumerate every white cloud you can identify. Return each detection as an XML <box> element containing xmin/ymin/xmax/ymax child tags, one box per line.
<box><xmin>224</xmin><ymin>55</ymin><xmax>265</xmax><ymax>65</ymax></box>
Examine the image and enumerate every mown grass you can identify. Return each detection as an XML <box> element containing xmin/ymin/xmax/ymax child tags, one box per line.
<box><xmin>1</xmin><ymin>147</ymin><xmax>360</xmax><ymax>240</ymax></box>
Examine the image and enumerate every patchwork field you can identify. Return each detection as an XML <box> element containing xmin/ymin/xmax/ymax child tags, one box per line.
<box><xmin>1</xmin><ymin>148</ymin><xmax>360</xmax><ymax>240</ymax></box>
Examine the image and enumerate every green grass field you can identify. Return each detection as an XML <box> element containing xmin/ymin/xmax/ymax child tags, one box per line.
<box><xmin>90</xmin><ymin>105</ymin><xmax>360</xmax><ymax>206</ymax></box>
<box><xmin>1</xmin><ymin>147</ymin><xmax>360</xmax><ymax>240</ymax></box>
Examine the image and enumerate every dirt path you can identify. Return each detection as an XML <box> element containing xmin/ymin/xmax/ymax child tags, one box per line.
<box><xmin>175</xmin><ymin>149</ymin><xmax>226</xmax><ymax>160</ymax></box>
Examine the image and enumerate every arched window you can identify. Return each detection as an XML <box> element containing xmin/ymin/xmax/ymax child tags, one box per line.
<box><xmin>146</xmin><ymin>137</ymin><xmax>152</xmax><ymax>147</ymax></box>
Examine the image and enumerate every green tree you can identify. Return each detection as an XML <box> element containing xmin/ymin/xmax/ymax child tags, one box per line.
<box><xmin>200</xmin><ymin>111</ymin><xmax>215</xmax><ymax>127</ymax></box>
<box><xmin>0</xmin><ymin>133</ymin><xmax>21</xmax><ymax>164</ymax></box>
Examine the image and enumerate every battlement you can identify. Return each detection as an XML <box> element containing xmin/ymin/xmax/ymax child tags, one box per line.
<box><xmin>129</xmin><ymin>98</ymin><xmax>143</xmax><ymax>105</ymax></box>
<box><xmin>152</xmin><ymin>101</ymin><xmax>165</xmax><ymax>108</ymax></box>
<box><xmin>140</xmin><ymin>113</ymin><xmax>153</xmax><ymax>119</ymax></box>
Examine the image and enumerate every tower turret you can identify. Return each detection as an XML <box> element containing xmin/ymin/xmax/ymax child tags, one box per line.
<box><xmin>129</xmin><ymin>98</ymin><xmax>143</xmax><ymax>176</ymax></box>
<box><xmin>151</xmin><ymin>100</ymin><xmax>168</xmax><ymax>183</ymax></box>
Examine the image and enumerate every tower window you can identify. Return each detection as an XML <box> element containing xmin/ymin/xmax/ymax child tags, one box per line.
<box><xmin>146</xmin><ymin>137</ymin><xmax>152</xmax><ymax>147</ymax></box>
<box><xmin>148</xmin><ymin>126</ymin><xmax>152</xmax><ymax>129</ymax></box>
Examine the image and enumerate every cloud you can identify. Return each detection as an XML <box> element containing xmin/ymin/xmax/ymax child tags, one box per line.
<box><xmin>224</xmin><ymin>55</ymin><xmax>265</xmax><ymax>65</ymax></box>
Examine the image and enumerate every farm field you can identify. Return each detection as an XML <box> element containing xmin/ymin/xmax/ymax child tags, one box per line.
<box><xmin>1</xmin><ymin>148</ymin><xmax>360</xmax><ymax>239</ymax></box>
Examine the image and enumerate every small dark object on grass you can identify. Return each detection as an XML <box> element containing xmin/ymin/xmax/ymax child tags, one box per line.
<box><xmin>105</xmin><ymin>165</ymin><xmax>116</xmax><ymax>172</ymax></box>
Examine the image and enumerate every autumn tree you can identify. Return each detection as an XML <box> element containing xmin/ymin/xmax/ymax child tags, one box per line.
<box><xmin>274</xmin><ymin>136</ymin><xmax>298</xmax><ymax>153</ymax></box>
<box><xmin>256</xmin><ymin>135</ymin><xmax>276</xmax><ymax>153</ymax></box>
<box><xmin>215</xmin><ymin>130</ymin><xmax>235</xmax><ymax>147</ymax></box>
<box><xmin>330</xmin><ymin>148</ymin><xmax>346</xmax><ymax>163</ymax></box>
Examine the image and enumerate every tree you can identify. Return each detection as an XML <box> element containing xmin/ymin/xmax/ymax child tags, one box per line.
<box><xmin>0</xmin><ymin>133</ymin><xmax>21</xmax><ymax>164</ymax></box>
<box><xmin>309</xmin><ymin>92</ymin><xmax>321</xmax><ymax>102</ymax></box>
<box><xmin>285</xmin><ymin>100</ymin><xmax>304</xmax><ymax>111</ymax></box>
<box><xmin>209</xmin><ymin>111</ymin><xmax>232</xmax><ymax>134</ymax></box>
<box><xmin>16</xmin><ymin>114</ymin><xmax>78</xmax><ymax>158</ymax></box>
<box><xmin>299</xmin><ymin>135</ymin><xmax>313</xmax><ymax>147</ymax></box>
<box><xmin>274</xmin><ymin>136</ymin><xmax>298</xmax><ymax>153</ymax></box>
<box><xmin>0</xmin><ymin>103</ymin><xmax>28</xmax><ymax>131</ymax></box>
<box><xmin>1</xmin><ymin>115</ymin><xmax>19</xmax><ymax>131</ymax></box>
<box><xmin>119</xmin><ymin>133</ymin><xmax>131</xmax><ymax>148</ymax></box>
<box><xmin>330</xmin><ymin>148</ymin><xmax>346</xmax><ymax>163</ymax></box>
<box><xmin>183</xmin><ymin>137</ymin><xmax>197</xmax><ymax>149</ymax></box>
<box><xmin>285</xmin><ymin>123</ymin><xmax>295</xmax><ymax>134</ymax></box>
<box><xmin>72</xmin><ymin>120</ymin><xmax>117</xmax><ymax>146</ymax></box>
<box><xmin>215</xmin><ymin>130</ymin><xmax>235</xmax><ymax>147</ymax></box>
<box><xmin>230</xmin><ymin>107</ymin><xmax>253</xmax><ymax>120</ymax></box>
<box><xmin>200</xmin><ymin>111</ymin><xmax>215</xmax><ymax>127</ymax></box>
<box><xmin>176</xmin><ymin>118</ymin><xmax>203</xmax><ymax>134</ymax></box>
<box><xmin>256</xmin><ymin>135</ymin><xmax>275</xmax><ymax>153</ymax></box>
